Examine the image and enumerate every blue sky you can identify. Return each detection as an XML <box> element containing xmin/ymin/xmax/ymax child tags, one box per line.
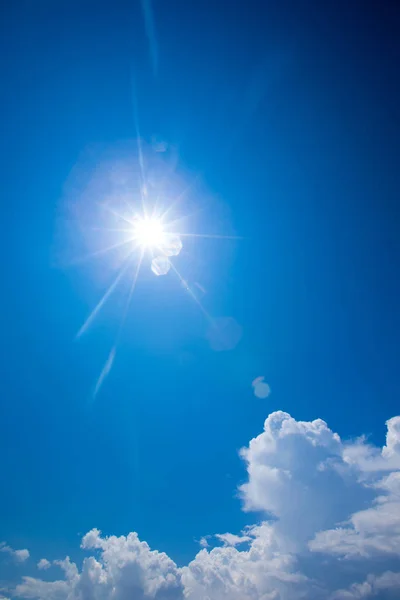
<box><xmin>1</xmin><ymin>1</ymin><xmax>400</xmax><ymax>598</ymax></box>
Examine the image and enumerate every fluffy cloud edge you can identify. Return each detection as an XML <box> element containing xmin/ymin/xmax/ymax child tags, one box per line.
<box><xmin>0</xmin><ymin>544</ymin><xmax>29</xmax><ymax>563</ymax></box>
<box><xmin>37</xmin><ymin>559</ymin><xmax>51</xmax><ymax>571</ymax></box>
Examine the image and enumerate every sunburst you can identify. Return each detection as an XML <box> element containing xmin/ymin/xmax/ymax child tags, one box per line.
<box><xmin>75</xmin><ymin>165</ymin><xmax>241</xmax><ymax>398</ymax></box>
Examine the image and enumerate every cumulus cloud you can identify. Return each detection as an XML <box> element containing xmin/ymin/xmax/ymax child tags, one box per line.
<box><xmin>12</xmin><ymin>411</ymin><xmax>400</xmax><ymax>600</ymax></box>
<box><xmin>310</xmin><ymin>471</ymin><xmax>400</xmax><ymax>558</ymax></box>
<box><xmin>343</xmin><ymin>417</ymin><xmax>400</xmax><ymax>474</ymax></box>
<box><xmin>215</xmin><ymin>532</ymin><xmax>252</xmax><ymax>547</ymax></box>
<box><xmin>239</xmin><ymin>411</ymin><xmax>374</xmax><ymax>547</ymax></box>
<box><xmin>182</xmin><ymin>522</ymin><xmax>307</xmax><ymax>600</ymax></box>
<box><xmin>79</xmin><ymin>528</ymin><xmax>185</xmax><ymax>599</ymax></box>
<box><xmin>330</xmin><ymin>571</ymin><xmax>400</xmax><ymax>599</ymax></box>
<box><xmin>0</xmin><ymin>543</ymin><xmax>29</xmax><ymax>563</ymax></box>
<box><xmin>15</xmin><ymin>577</ymin><xmax>70</xmax><ymax>600</ymax></box>
<box><xmin>37</xmin><ymin>559</ymin><xmax>51</xmax><ymax>571</ymax></box>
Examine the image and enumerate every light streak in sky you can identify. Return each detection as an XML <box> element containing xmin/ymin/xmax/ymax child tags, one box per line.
<box><xmin>140</xmin><ymin>0</ymin><xmax>159</xmax><ymax>75</ymax></box>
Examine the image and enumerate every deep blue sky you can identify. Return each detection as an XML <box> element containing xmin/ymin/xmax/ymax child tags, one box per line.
<box><xmin>1</xmin><ymin>0</ymin><xmax>400</xmax><ymax>577</ymax></box>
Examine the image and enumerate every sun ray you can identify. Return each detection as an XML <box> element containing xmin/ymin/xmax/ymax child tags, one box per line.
<box><xmin>98</xmin><ymin>203</ymin><xmax>136</xmax><ymax>227</ymax></box>
<box><xmin>93</xmin><ymin>346</ymin><xmax>116</xmax><ymax>398</ymax></box>
<box><xmin>120</xmin><ymin>191</ymin><xmax>136</xmax><ymax>214</ymax></box>
<box><xmin>151</xmin><ymin>194</ymin><xmax>164</xmax><ymax>222</ymax></box>
<box><xmin>90</xmin><ymin>227</ymin><xmax>137</xmax><ymax>234</ymax></box>
<box><xmin>159</xmin><ymin>174</ymin><xmax>202</xmax><ymax>222</ymax></box>
<box><xmin>116</xmin><ymin>248</ymin><xmax>144</xmax><ymax>339</ymax></box>
<box><xmin>137</xmin><ymin>135</ymin><xmax>147</xmax><ymax>214</ymax></box>
<box><xmin>92</xmin><ymin>251</ymin><xmax>145</xmax><ymax>398</ymax></box>
<box><xmin>76</xmin><ymin>256</ymin><xmax>133</xmax><ymax>338</ymax></box>
<box><xmin>130</xmin><ymin>75</ymin><xmax>148</xmax><ymax>219</ymax></box>
<box><xmin>169</xmin><ymin>261</ymin><xmax>213</xmax><ymax>323</ymax></box>
<box><xmin>176</xmin><ymin>232</ymin><xmax>244</xmax><ymax>240</ymax></box>
<box><xmin>140</xmin><ymin>0</ymin><xmax>159</xmax><ymax>75</ymax></box>
<box><xmin>70</xmin><ymin>236</ymin><xmax>136</xmax><ymax>266</ymax></box>
<box><xmin>160</xmin><ymin>204</ymin><xmax>205</xmax><ymax>231</ymax></box>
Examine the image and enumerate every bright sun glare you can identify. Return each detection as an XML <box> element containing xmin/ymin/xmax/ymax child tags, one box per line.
<box><xmin>133</xmin><ymin>217</ymin><xmax>165</xmax><ymax>249</ymax></box>
<box><xmin>75</xmin><ymin>152</ymin><xmax>241</xmax><ymax>398</ymax></box>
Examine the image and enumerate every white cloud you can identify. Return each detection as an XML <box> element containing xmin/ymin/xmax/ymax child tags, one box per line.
<box><xmin>182</xmin><ymin>522</ymin><xmax>308</xmax><ymax>600</ymax></box>
<box><xmin>15</xmin><ymin>577</ymin><xmax>70</xmax><ymax>600</ymax></box>
<box><xmin>12</xmin><ymin>412</ymin><xmax>400</xmax><ymax>600</ymax></box>
<box><xmin>15</xmin><ymin>550</ymin><xmax>30</xmax><ymax>563</ymax></box>
<box><xmin>215</xmin><ymin>532</ymin><xmax>252</xmax><ymax>547</ymax></box>
<box><xmin>37</xmin><ymin>559</ymin><xmax>51</xmax><ymax>571</ymax></box>
<box><xmin>0</xmin><ymin>543</ymin><xmax>29</xmax><ymax>563</ymax></box>
<box><xmin>310</xmin><ymin>471</ymin><xmax>400</xmax><ymax>558</ymax></box>
<box><xmin>53</xmin><ymin>557</ymin><xmax>79</xmax><ymax>581</ymax></box>
<box><xmin>330</xmin><ymin>571</ymin><xmax>400</xmax><ymax>599</ymax></box>
<box><xmin>343</xmin><ymin>417</ymin><xmax>400</xmax><ymax>474</ymax></box>
<box><xmin>79</xmin><ymin>528</ymin><xmax>185</xmax><ymax>599</ymax></box>
<box><xmin>383</xmin><ymin>417</ymin><xmax>400</xmax><ymax>459</ymax></box>
<box><xmin>239</xmin><ymin>411</ymin><xmax>372</xmax><ymax>546</ymax></box>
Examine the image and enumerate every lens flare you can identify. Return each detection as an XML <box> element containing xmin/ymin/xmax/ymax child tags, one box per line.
<box><xmin>151</xmin><ymin>255</ymin><xmax>171</xmax><ymax>276</ymax></box>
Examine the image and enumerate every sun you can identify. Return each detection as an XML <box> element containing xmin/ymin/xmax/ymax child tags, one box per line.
<box><xmin>133</xmin><ymin>217</ymin><xmax>165</xmax><ymax>249</ymax></box>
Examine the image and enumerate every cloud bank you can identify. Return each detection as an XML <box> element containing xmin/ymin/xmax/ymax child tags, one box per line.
<box><xmin>9</xmin><ymin>411</ymin><xmax>400</xmax><ymax>599</ymax></box>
